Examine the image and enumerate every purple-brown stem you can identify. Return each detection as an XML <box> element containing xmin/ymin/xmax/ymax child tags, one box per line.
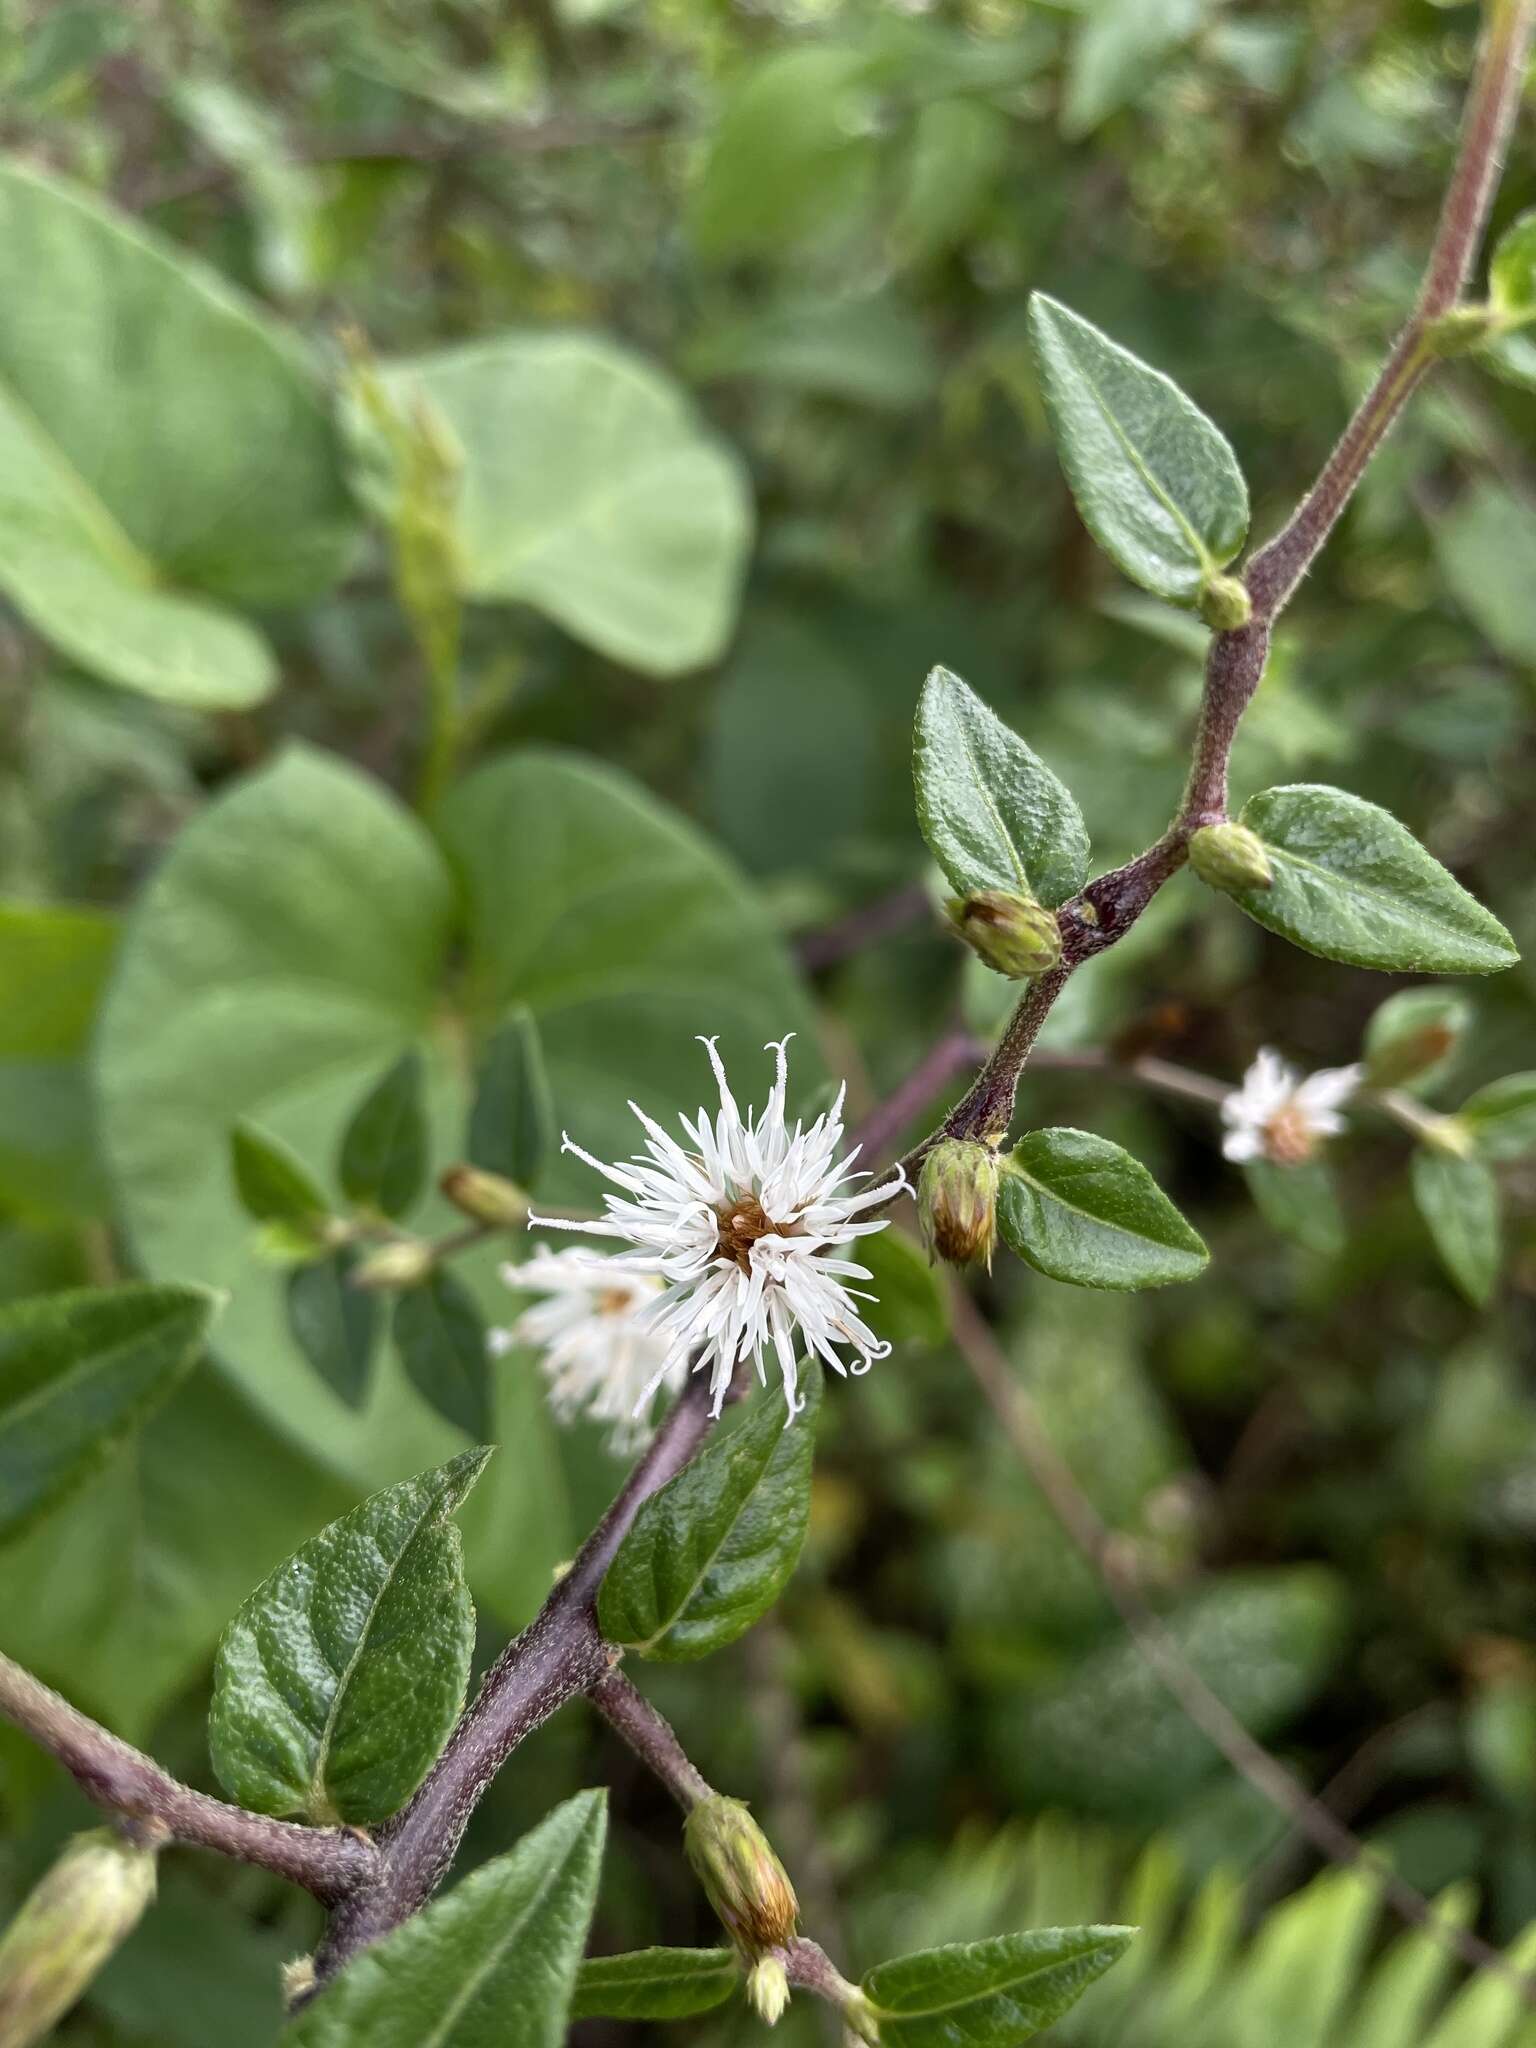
<box><xmin>589</xmin><ymin>1670</ymin><xmax>711</xmax><ymax>1811</ymax></box>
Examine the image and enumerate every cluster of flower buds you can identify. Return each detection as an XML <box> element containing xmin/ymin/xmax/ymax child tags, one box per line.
<box><xmin>945</xmin><ymin>889</ymin><xmax>1062</xmax><ymax>980</ymax></box>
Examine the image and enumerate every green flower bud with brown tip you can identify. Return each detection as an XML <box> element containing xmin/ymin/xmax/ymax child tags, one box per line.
<box><xmin>1196</xmin><ymin>572</ymin><xmax>1252</xmax><ymax>632</ymax></box>
<box><xmin>946</xmin><ymin>891</ymin><xmax>1062</xmax><ymax>980</ymax></box>
<box><xmin>439</xmin><ymin>1165</ymin><xmax>529</xmax><ymax>1230</ymax></box>
<box><xmin>1187</xmin><ymin>821</ymin><xmax>1273</xmax><ymax>894</ymax></box>
<box><xmin>352</xmin><ymin>1239</ymin><xmax>435</xmax><ymax>1291</ymax></box>
<box><xmin>683</xmin><ymin>1797</ymin><xmax>799</xmax><ymax>1959</ymax></box>
<box><xmin>918</xmin><ymin>1139</ymin><xmax>999</xmax><ymax>1269</ymax></box>
<box><xmin>0</xmin><ymin>1828</ymin><xmax>159</xmax><ymax>2047</ymax></box>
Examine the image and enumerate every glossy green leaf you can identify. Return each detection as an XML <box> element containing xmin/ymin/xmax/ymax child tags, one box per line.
<box><xmin>1411</xmin><ymin>1150</ymin><xmax>1501</xmax><ymax>1307</ymax></box>
<box><xmin>998</xmin><ymin>1130</ymin><xmax>1208</xmax><ymax>1290</ymax></box>
<box><xmin>913</xmin><ymin>666</ymin><xmax>1090</xmax><ymax>907</ymax></box>
<box><xmin>1460</xmin><ymin>1073</ymin><xmax>1536</xmax><ymax>1160</ymax></box>
<box><xmin>209</xmin><ymin>1448</ymin><xmax>489</xmax><ymax>1825</ymax></box>
<box><xmin>863</xmin><ymin>1926</ymin><xmax>1133</xmax><ymax>2046</ymax></box>
<box><xmin>469</xmin><ymin>1010</ymin><xmax>554</xmax><ymax>1191</ymax></box>
<box><xmin>571</xmin><ymin>1948</ymin><xmax>739</xmax><ymax>2020</ymax></box>
<box><xmin>288</xmin><ymin>1791</ymin><xmax>606</xmax><ymax>2048</ymax></box>
<box><xmin>1027</xmin><ymin>293</ymin><xmax>1247</xmax><ymax>604</ymax></box>
<box><xmin>286</xmin><ymin>1253</ymin><xmax>378</xmax><ymax>1411</ymax></box>
<box><xmin>0</xmin><ymin>1284</ymin><xmax>217</xmax><ymax>1545</ymax></box>
<box><xmin>0</xmin><ymin>899</ymin><xmax>116</xmax><ymax>1221</ymax></box>
<box><xmin>1244</xmin><ymin>1158</ymin><xmax>1345</xmax><ymax>1258</ymax></box>
<box><xmin>384</xmin><ymin>335</ymin><xmax>751</xmax><ymax>676</ymax></box>
<box><xmin>394</xmin><ymin>1271</ymin><xmax>492</xmax><ymax>1441</ymax></box>
<box><xmin>1489</xmin><ymin>207</ymin><xmax>1536</xmax><ymax>317</ymax></box>
<box><xmin>599</xmin><ymin>1368</ymin><xmax>821</xmax><ymax>1659</ymax></box>
<box><xmin>1231</xmin><ymin>785</ymin><xmax>1518</xmax><ymax>974</ymax></box>
<box><xmin>339</xmin><ymin>1052</ymin><xmax>427</xmax><ymax>1219</ymax></box>
<box><xmin>230</xmin><ymin>1121</ymin><xmax>330</xmax><ymax>1231</ymax></box>
<box><xmin>1363</xmin><ymin>988</ymin><xmax>1471</xmax><ymax>1091</ymax></box>
<box><xmin>0</xmin><ymin>159</ymin><xmax>354</xmax><ymax>705</ymax></box>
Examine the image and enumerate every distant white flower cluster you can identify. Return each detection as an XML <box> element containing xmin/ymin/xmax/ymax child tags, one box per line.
<box><xmin>496</xmin><ymin>1037</ymin><xmax>902</xmax><ymax>1447</ymax></box>
<box><xmin>1221</xmin><ymin>1048</ymin><xmax>1362</xmax><ymax>1167</ymax></box>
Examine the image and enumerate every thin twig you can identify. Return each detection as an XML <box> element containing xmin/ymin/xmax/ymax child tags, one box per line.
<box><xmin>943</xmin><ymin>1283</ymin><xmax>1536</xmax><ymax>2008</ymax></box>
<box><xmin>589</xmin><ymin>1670</ymin><xmax>711</xmax><ymax>1811</ymax></box>
<box><xmin>851</xmin><ymin>1029</ymin><xmax>984</xmax><ymax>1164</ymax></box>
<box><xmin>0</xmin><ymin>1653</ymin><xmax>375</xmax><ymax>1905</ymax></box>
<box><xmin>795</xmin><ymin>886</ymin><xmax>932</xmax><ymax>974</ymax></box>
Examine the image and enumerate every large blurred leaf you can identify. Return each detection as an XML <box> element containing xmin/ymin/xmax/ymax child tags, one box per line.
<box><xmin>1432</xmin><ymin>481</ymin><xmax>1536</xmax><ymax>666</ymax></box>
<box><xmin>0</xmin><ymin>159</ymin><xmax>355</xmax><ymax>705</ymax></box>
<box><xmin>0</xmin><ymin>1283</ymin><xmax>216</xmax><ymax>1544</ymax></box>
<box><xmin>384</xmin><ymin>334</ymin><xmax>751</xmax><ymax>676</ymax></box>
<box><xmin>0</xmin><ymin>899</ymin><xmax>115</xmax><ymax>1221</ymax></box>
<box><xmin>289</xmin><ymin>1791</ymin><xmax>606</xmax><ymax>2048</ymax></box>
<box><xmin>1062</xmin><ymin>0</ymin><xmax>1206</xmax><ymax>139</ymax></box>
<box><xmin>209</xmin><ymin>1448</ymin><xmax>488</xmax><ymax>1824</ymax></box>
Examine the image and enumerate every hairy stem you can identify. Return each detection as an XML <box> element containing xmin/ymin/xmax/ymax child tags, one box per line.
<box><xmin>0</xmin><ymin>1652</ymin><xmax>375</xmax><ymax>1904</ymax></box>
<box><xmin>589</xmin><ymin>1670</ymin><xmax>711</xmax><ymax>1810</ymax></box>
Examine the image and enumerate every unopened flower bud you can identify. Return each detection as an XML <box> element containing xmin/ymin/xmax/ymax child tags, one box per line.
<box><xmin>683</xmin><ymin>1796</ymin><xmax>798</xmax><ymax>1959</ymax></box>
<box><xmin>352</xmin><ymin>1239</ymin><xmax>435</xmax><ymax>1291</ymax></box>
<box><xmin>0</xmin><ymin>1828</ymin><xmax>158</xmax><ymax>2046</ymax></box>
<box><xmin>946</xmin><ymin>891</ymin><xmax>1062</xmax><ymax>980</ymax></box>
<box><xmin>918</xmin><ymin>1139</ymin><xmax>999</xmax><ymax>1268</ymax></box>
<box><xmin>1197</xmin><ymin>573</ymin><xmax>1252</xmax><ymax>632</ymax></box>
<box><xmin>439</xmin><ymin>1165</ymin><xmax>529</xmax><ymax>1229</ymax></box>
<box><xmin>1188</xmin><ymin>822</ymin><xmax>1272</xmax><ymax>894</ymax></box>
<box><xmin>747</xmin><ymin>1956</ymin><xmax>791</xmax><ymax>2025</ymax></box>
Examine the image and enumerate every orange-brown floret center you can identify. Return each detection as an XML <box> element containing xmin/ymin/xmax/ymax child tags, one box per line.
<box><xmin>714</xmin><ymin>1194</ymin><xmax>786</xmax><ymax>1272</ymax></box>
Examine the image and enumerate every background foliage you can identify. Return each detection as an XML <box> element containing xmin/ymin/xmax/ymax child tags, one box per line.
<box><xmin>2</xmin><ymin>0</ymin><xmax>1536</xmax><ymax>2040</ymax></box>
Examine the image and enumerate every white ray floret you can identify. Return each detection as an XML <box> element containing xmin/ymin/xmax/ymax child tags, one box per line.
<box><xmin>1221</xmin><ymin>1047</ymin><xmax>1363</xmax><ymax>1166</ymax></box>
<box><xmin>527</xmin><ymin>1036</ymin><xmax>904</xmax><ymax>1423</ymax></box>
<box><xmin>492</xmin><ymin>1249</ymin><xmax>680</xmax><ymax>1452</ymax></box>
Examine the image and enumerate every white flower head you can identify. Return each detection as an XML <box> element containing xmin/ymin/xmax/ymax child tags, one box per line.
<box><xmin>1221</xmin><ymin>1047</ymin><xmax>1363</xmax><ymax>1166</ymax></box>
<box><xmin>492</xmin><ymin>1249</ymin><xmax>680</xmax><ymax>1453</ymax></box>
<box><xmin>527</xmin><ymin>1036</ymin><xmax>904</xmax><ymax>1424</ymax></box>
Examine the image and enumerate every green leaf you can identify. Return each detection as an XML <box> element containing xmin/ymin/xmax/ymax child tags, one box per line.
<box><xmin>286</xmin><ymin>1253</ymin><xmax>378</xmax><ymax>1410</ymax></box>
<box><xmin>339</xmin><ymin>1052</ymin><xmax>428</xmax><ymax>1220</ymax></box>
<box><xmin>998</xmin><ymin>1130</ymin><xmax>1208</xmax><ymax>1290</ymax></box>
<box><xmin>1243</xmin><ymin>1158</ymin><xmax>1345</xmax><ymax>1258</ymax></box>
<box><xmin>1230</xmin><ymin>784</ymin><xmax>1518</xmax><ymax>975</ymax></box>
<box><xmin>0</xmin><ymin>159</ymin><xmax>354</xmax><ymax>706</ymax></box>
<box><xmin>394</xmin><ymin>1270</ymin><xmax>492</xmax><ymax>1440</ymax></box>
<box><xmin>1460</xmin><ymin>1072</ymin><xmax>1536</xmax><ymax>1160</ymax></box>
<box><xmin>895</xmin><ymin>99</ymin><xmax>1011</xmax><ymax>263</ymax></box>
<box><xmin>383</xmin><ymin>335</ymin><xmax>751</xmax><ymax>676</ymax></box>
<box><xmin>859</xmin><ymin>1227</ymin><xmax>948</xmax><ymax>1349</ymax></box>
<box><xmin>1362</xmin><ymin>988</ymin><xmax>1472</xmax><ymax>1091</ymax></box>
<box><xmin>230</xmin><ymin>1120</ymin><xmax>330</xmax><ymax>1232</ymax></box>
<box><xmin>1411</xmin><ymin>1150</ymin><xmax>1501</xmax><ymax>1307</ymax></box>
<box><xmin>469</xmin><ymin>1010</ymin><xmax>554</xmax><ymax>1191</ymax></box>
<box><xmin>1431</xmin><ymin>481</ymin><xmax>1536</xmax><ymax>666</ymax></box>
<box><xmin>0</xmin><ymin>1284</ymin><xmax>217</xmax><ymax>1545</ymax></box>
<box><xmin>209</xmin><ymin>1448</ymin><xmax>490</xmax><ymax>1825</ymax></box>
<box><xmin>0</xmin><ymin>899</ymin><xmax>116</xmax><ymax>1221</ymax></box>
<box><xmin>1062</xmin><ymin>0</ymin><xmax>1205</xmax><ymax>138</ymax></box>
<box><xmin>571</xmin><ymin>1948</ymin><xmax>738</xmax><ymax>2021</ymax></box>
<box><xmin>287</xmin><ymin>1791</ymin><xmax>606</xmax><ymax>2048</ymax></box>
<box><xmin>863</xmin><ymin>1926</ymin><xmax>1134</xmax><ymax>2047</ymax></box>
<box><xmin>1027</xmin><ymin>293</ymin><xmax>1247</xmax><ymax>604</ymax></box>
<box><xmin>599</xmin><ymin>1368</ymin><xmax>821</xmax><ymax>1659</ymax></box>
<box><xmin>913</xmin><ymin>666</ymin><xmax>1090</xmax><ymax>907</ymax></box>
<box><xmin>1489</xmin><ymin>207</ymin><xmax>1536</xmax><ymax>318</ymax></box>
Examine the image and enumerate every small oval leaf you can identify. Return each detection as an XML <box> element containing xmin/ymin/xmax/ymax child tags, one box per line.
<box><xmin>571</xmin><ymin>1948</ymin><xmax>739</xmax><ymax>2020</ymax></box>
<box><xmin>393</xmin><ymin>1270</ymin><xmax>492</xmax><ymax>1439</ymax></box>
<box><xmin>598</xmin><ymin>1367</ymin><xmax>821</xmax><ymax>1659</ymax></box>
<box><xmin>229</xmin><ymin>1120</ymin><xmax>329</xmax><ymax>1230</ymax></box>
<box><xmin>1028</xmin><ymin>292</ymin><xmax>1248</xmax><ymax>604</ymax></box>
<box><xmin>1230</xmin><ymin>785</ymin><xmax>1518</xmax><ymax>975</ymax></box>
<box><xmin>286</xmin><ymin>1252</ymin><xmax>378</xmax><ymax>1410</ymax></box>
<box><xmin>208</xmin><ymin>1447</ymin><xmax>490</xmax><ymax>1824</ymax></box>
<box><xmin>469</xmin><ymin>1010</ymin><xmax>555</xmax><ymax>1191</ymax></box>
<box><xmin>863</xmin><ymin>1925</ymin><xmax>1134</xmax><ymax>2047</ymax></box>
<box><xmin>1411</xmin><ymin>1150</ymin><xmax>1501</xmax><ymax>1307</ymax></box>
<box><xmin>339</xmin><ymin>1051</ymin><xmax>427</xmax><ymax>1220</ymax></box>
<box><xmin>913</xmin><ymin>666</ymin><xmax>1090</xmax><ymax>907</ymax></box>
<box><xmin>998</xmin><ymin>1130</ymin><xmax>1207</xmax><ymax>1290</ymax></box>
<box><xmin>1460</xmin><ymin>1073</ymin><xmax>1536</xmax><ymax>1161</ymax></box>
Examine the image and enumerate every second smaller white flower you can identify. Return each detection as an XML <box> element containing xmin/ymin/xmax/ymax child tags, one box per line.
<box><xmin>1221</xmin><ymin>1047</ymin><xmax>1363</xmax><ymax>1166</ymax></box>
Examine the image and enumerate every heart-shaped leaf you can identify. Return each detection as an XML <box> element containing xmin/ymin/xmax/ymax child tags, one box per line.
<box><xmin>1028</xmin><ymin>293</ymin><xmax>1247</xmax><ymax>605</ymax></box>
<box><xmin>913</xmin><ymin>666</ymin><xmax>1089</xmax><ymax>907</ymax></box>
<box><xmin>1229</xmin><ymin>785</ymin><xmax>1518</xmax><ymax>975</ymax></box>
<box><xmin>383</xmin><ymin>334</ymin><xmax>751</xmax><ymax>676</ymax></box>
<box><xmin>0</xmin><ymin>159</ymin><xmax>355</xmax><ymax>706</ymax></box>
<box><xmin>1411</xmin><ymin>1150</ymin><xmax>1501</xmax><ymax>1307</ymax></box>
<box><xmin>393</xmin><ymin>1271</ymin><xmax>492</xmax><ymax>1441</ymax></box>
<box><xmin>339</xmin><ymin>1052</ymin><xmax>428</xmax><ymax>1220</ymax></box>
<box><xmin>862</xmin><ymin>1926</ymin><xmax>1134</xmax><ymax>2047</ymax></box>
<box><xmin>209</xmin><ymin>1447</ymin><xmax>490</xmax><ymax>1825</ymax></box>
<box><xmin>599</xmin><ymin>1368</ymin><xmax>821</xmax><ymax>1659</ymax></box>
<box><xmin>288</xmin><ymin>1791</ymin><xmax>606</xmax><ymax>2047</ymax></box>
<box><xmin>998</xmin><ymin>1130</ymin><xmax>1207</xmax><ymax>1289</ymax></box>
<box><xmin>0</xmin><ymin>1284</ymin><xmax>218</xmax><ymax>1544</ymax></box>
<box><xmin>286</xmin><ymin>1253</ymin><xmax>378</xmax><ymax>1411</ymax></box>
<box><xmin>469</xmin><ymin>1010</ymin><xmax>554</xmax><ymax>1191</ymax></box>
<box><xmin>571</xmin><ymin>1948</ymin><xmax>738</xmax><ymax>2020</ymax></box>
